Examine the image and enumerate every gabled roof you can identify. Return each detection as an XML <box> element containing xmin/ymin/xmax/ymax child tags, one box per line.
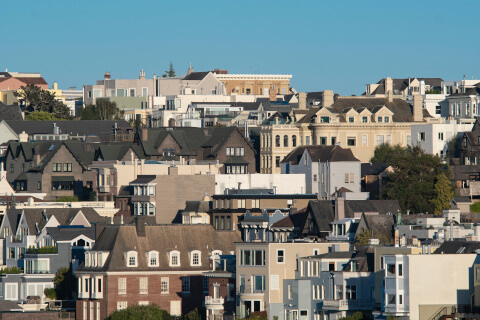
<box><xmin>360</xmin><ymin>213</ymin><xmax>395</xmax><ymax>243</ymax></box>
<box><xmin>45</xmin><ymin>226</ymin><xmax>96</xmax><ymax>242</ymax></box>
<box><xmin>0</xmin><ymin>106</ymin><xmax>23</xmax><ymax>121</ymax></box>
<box><xmin>15</xmin><ymin>77</ymin><xmax>48</xmax><ymax>86</ymax></box>
<box><xmin>270</xmin><ymin>210</ymin><xmax>307</xmax><ymax>229</ymax></box>
<box><xmin>183</xmin><ymin>71</ymin><xmax>210</xmax><ymax>81</ymax></box>
<box><xmin>78</xmin><ymin>224</ymin><xmax>241</xmax><ymax>272</ymax></box>
<box><xmin>361</xmin><ymin>163</ymin><xmax>390</xmax><ymax>176</ymax></box>
<box><xmin>282</xmin><ymin>145</ymin><xmax>359</xmax><ymax>164</ymax></box>
<box><xmin>434</xmin><ymin>241</ymin><xmax>480</xmax><ymax>254</ymax></box>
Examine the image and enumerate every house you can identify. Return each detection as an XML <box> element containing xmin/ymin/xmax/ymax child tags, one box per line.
<box><xmin>75</xmin><ymin>223</ymin><xmax>240</xmax><ymax>320</ymax></box>
<box><xmin>181</xmin><ymin>195</ymin><xmax>212</xmax><ymax>225</ymax></box>
<box><xmin>360</xmin><ymin>163</ymin><xmax>392</xmax><ymax>200</ymax></box>
<box><xmin>445</xmin><ymin>86</ymin><xmax>480</xmax><ymax>121</ymax></box>
<box><xmin>260</xmin><ymin>92</ymin><xmax>435</xmax><ymax>173</ymax></box>
<box><xmin>235</xmin><ymin>241</ymin><xmax>351</xmax><ymax>319</ymax></box>
<box><xmin>213</xmin><ymin>71</ymin><xmax>291</xmax><ymax>96</ymax></box>
<box><xmin>281</xmin><ymin>145</ymin><xmax>369</xmax><ymax>200</ymax></box>
<box><xmin>283</xmin><ymin>249</ymin><xmax>375</xmax><ymax>320</ymax></box>
<box><xmin>365</xmin><ymin>77</ymin><xmax>443</xmax><ymax>98</ymax></box>
<box><xmin>204</xmin><ymin>254</ymin><xmax>236</xmax><ymax>319</ymax></box>
<box><xmin>0</xmin><ymin>71</ymin><xmax>48</xmax><ymax>91</ymax></box>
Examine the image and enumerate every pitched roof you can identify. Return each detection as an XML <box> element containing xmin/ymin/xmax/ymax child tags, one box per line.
<box><xmin>183</xmin><ymin>201</ymin><xmax>211</xmax><ymax>213</ymax></box>
<box><xmin>434</xmin><ymin>241</ymin><xmax>480</xmax><ymax>254</ymax></box>
<box><xmin>15</xmin><ymin>77</ymin><xmax>48</xmax><ymax>86</ymax></box>
<box><xmin>183</xmin><ymin>71</ymin><xmax>210</xmax><ymax>81</ymax></box>
<box><xmin>282</xmin><ymin>145</ymin><xmax>359</xmax><ymax>164</ymax></box>
<box><xmin>0</xmin><ymin>105</ymin><xmax>23</xmax><ymax>121</ymax></box>
<box><xmin>45</xmin><ymin>226</ymin><xmax>96</xmax><ymax>242</ymax></box>
<box><xmin>270</xmin><ymin>210</ymin><xmax>307</xmax><ymax>229</ymax></box>
<box><xmin>361</xmin><ymin>163</ymin><xmax>390</xmax><ymax>176</ymax></box>
<box><xmin>362</xmin><ymin>213</ymin><xmax>395</xmax><ymax>243</ymax></box>
<box><xmin>79</xmin><ymin>224</ymin><xmax>241</xmax><ymax>272</ymax></box>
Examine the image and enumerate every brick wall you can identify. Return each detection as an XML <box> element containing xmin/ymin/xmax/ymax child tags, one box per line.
<box><xmin>2</xmin><ymin>311</ymin><xmax>74</xmax><ymax>320</ymax></box>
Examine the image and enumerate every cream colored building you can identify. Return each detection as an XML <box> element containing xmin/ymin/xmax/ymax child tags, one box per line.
<box><xmin>214</xmin><ymin>73</ymin><xmax>292</xmax><ymax>96</ymax></box>
<box><xmin>236</xmin><ymin>241</ymin><xmax>351</xmax><ymax>319</ymax></box>
<box><xmin>260</xmin><ymin>92</ymin><xmax>440</xmax><ymax>173</ymax></box>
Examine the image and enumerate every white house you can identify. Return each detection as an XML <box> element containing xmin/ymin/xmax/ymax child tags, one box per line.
<box><xmin>280</xmin><ymin>145</ymin><xmax>369</xmax><ymax>200</ymax></box>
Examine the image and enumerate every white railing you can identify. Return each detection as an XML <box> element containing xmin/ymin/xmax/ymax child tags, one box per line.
<box><xmin>205</xmin><ymin>296</ymin><xmax>224</xmax><ymax>305</ymax></box>
<box><xmin>323</xmin><ymin>299</ymin><xmax>374</xmax><ymax>310</ymax></box>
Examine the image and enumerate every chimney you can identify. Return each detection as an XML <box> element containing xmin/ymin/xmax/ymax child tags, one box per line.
<box><xmin>188</xmin><ymin>63</ymin><xmax>194</xmax><ymax>75</ymax></box>
<box><xmin>298</xmin><ymin>92</ymin><xmax>307</xmax><ymax>110</ymax></box>
<box><xmin>53</xmin><ymin>123</ymin><xmax>59</xmax><ymax>134</ymax></box>
<box><xmin>141</xmin><ymin>128</ymin><xmax>148</xmax><ymax>141</ymax></box>
<box><xmin>413</xmin><ymin>94</ymin><xmax>423</xmax><ymax>122</ymax></box>
<box><xmin>139</xmin><ymin>69</ymin><xmax>145</xmax><ymax>80</ymax></box>
<box><xmin>18</xmin><ymin>131</ymin><xmax>28</xmax><ymax>142</ymax></box>
<box><xmin>52</xmin><ymin>82</ymin><xmax>58</xmax><ymax>90</ymax></box>
<box><xmin>334</xmin><ymin>197</ymin><xmax>345</xmax><ymax>221</ymax></box>
<box><xmin>269</xmin><ymin>86</ymin><xmax>277</xmax><ymax>102</ymax></box>
<box><xmin>104</xmin><ymin>72</ymin><xmax>111</xmax><ymax>80</ymax></box>
<box><xmin>385</xmin><ymin>77</ymin><xmax>393</xmax><ymax>95</ymax></box>
<box><xmin>387</xmin><ymin>90</ymin><xmax>393</xmax><ymax>103</ymax></box>
<box><xmin>135</xmin><ymin>216</ymin><xmax>146</xmax><ymax>237</ymax></box>
<box><xmin>34</xmin><ymin>144</ymin><xmax>40</xmax><ymax>166</ymax></box>
<box><xmin>322</xmin><ymin>90</ymin><xmax>334</xmax><ymax>107</ymax></box>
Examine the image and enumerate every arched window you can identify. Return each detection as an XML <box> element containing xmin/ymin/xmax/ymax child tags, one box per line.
<box><xmin>292</xmin><ymin>135</ymin><xmax>297</xmax><ymax>147</ymax></box>
<box><xmin>190</xmin><ymin>250</ymin><xmax>202</xmax><ymax>266</ymax></box>
<box><xmin>275</xmin><ymin>135</ymin><xmax>280</xmax><ymax>147</ymax></box>
<box><xmin>284</xmin><ymin>135</ymin><xmax>288</xmax><ymax>147</ymax></box>
<box><xmin>170</xmin><ymin>250</ymin><xmax>180</xmax><ymax>267</ymax></box>
<box><xmin>148</xmin><ymin>251</ymin><xmax>159</xmax><ymax>267</ymax></box>
<box><xmin>126</xmin><ymin>251</ymin><xmax>138</xmax><ymax>267</ymax></box>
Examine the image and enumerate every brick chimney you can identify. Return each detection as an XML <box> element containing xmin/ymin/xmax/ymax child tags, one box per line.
<box><xmin>269</xmin><ymin>86</ymin><xmax>277</xmax><ymax>102</ymax></box>
<box><xmin>322</xmin><ymin>90</ymin><xmax>334</xmax><ymax>107</ymax></box>
<box><xmin>413</xmin><ymin>94</ymin><xmax>423</xmax><ymax>122</ymax></box>
<box><xmin>141</xmin><ymin>127</ymin><xmax>148</xmax><ymax>141</ymax></box>
<box><xmin>104</xmin><ymin>72</ymin><xmax>111</xmax><ymax>80</ymax></box>
<box><xmin>298</xmin><ymin>92</ymin><xmax>307</xmax><ymax>110</ymax></box>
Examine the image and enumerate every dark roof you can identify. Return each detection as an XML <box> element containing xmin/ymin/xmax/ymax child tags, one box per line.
<box><xmin>361</xmin><ymin>214</ymin><xmax>395</xmax><ymax>242</ymax></box>
<box><xmin>46</xmin><ymin>226</ymin><xmax>96</xmax><ymax>242</ymax></box>
<box><xmin>130</xmin><ymin>175</ymin><xmax>157</xmax><ymax>184</ymax></box>
<box><xmin>15</xmin><ymin>77</ymin><xmax>48</xmax><ymax>86</ymax></box>
<box><xmin>434</xmin><ymin>241</ymin><xmax>480</xmax><ymax>254</ymax></box>
<box><xmin>184</xmin><ymin>201</ymin><xmax>211</xmax><ymax>213</ymax></box>
<box><xmin>282</xmin><ymin>145</ymin><xmax>359</xmax><ymax>164</ymax></box>
<box><xmin>361</xmin><ymin>163</ymin><xmax>390</xmax><ymax>176</ymax></box>
<box><xmin>78</xmin><ymin>224</ymin><xmax>241</xmax><ymax>272</ymax></box>
<box><xmin>213</xmin><ymin>194</ymin><xmax>317</xmax><ymax>200</ymax></box>
<box><xmin>372</xmin><ymin>78</ymin><xmax>443</xmax><ymax>95</ymax></box>
<box><xmin>0</xmin><ymin>105</ymin><xmax>23</xmax><ymax>121</ymax></box>
<box><xmin>0</xmin><ymin>300</ymin><xmax>22</xmax><ymax>312</ymax></box>
<box><xmin>270</xmin><ymin>210</ymin><xmax>307</xmax><ymax>229</ymax></box>
<box><xmin>5</xmin><ymin>120</ymin><xmax>129</xmax><ymax>141</ymax></box>
<box><xmin>183</xmin><ymin>71</ymin><xmax>210</xmax><ymax>81</ymax></box>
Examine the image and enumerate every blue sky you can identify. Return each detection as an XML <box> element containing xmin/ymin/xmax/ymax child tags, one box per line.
<box><xmin>1</xmin><ymin>0</ymin><xmax>479</xmax><ymax>95</ymax></box>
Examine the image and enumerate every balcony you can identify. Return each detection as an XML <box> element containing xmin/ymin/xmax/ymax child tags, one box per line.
<box><xmin>99</xmin><ymin>186</ymin><xmax>110</xmax><ymax>193</ymax></box>
<box><xmin>323</xmin><ymin>299</ymin><xmax>375</xmax><ymax>311</ymax></box>
<box><xmin>205</xmin><ymin>296</ymin><xmax>224</xmax><ymax>307</ymax></box>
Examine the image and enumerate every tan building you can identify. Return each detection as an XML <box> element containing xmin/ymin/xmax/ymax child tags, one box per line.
<box><xmin>260</xmin><ymin>92</ymin><xmax>440</xmax><ymax>173</ymax></box>
<box><xmin>214</xmin><ymin>72</ymin><xmax>292</xmax><ymax>96</ymax></box>
<box><xmin>236</xmin><ymin>241</ymin><xmax>350</xmax><ymax>318</ymax></box>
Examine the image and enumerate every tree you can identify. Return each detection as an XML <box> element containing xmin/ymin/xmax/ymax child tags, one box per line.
<box><xmin>372</xmin><ymin>144</ymin><xmax>452</xmax><ymax>214</ymax></box>
<box><xmin>56</xmin><ymin>195</ymin><xmax>79</xmax><ymax>202</ymax></box>
<box><xmin>107</xmin><ymin>304</ymin><xmax>173</xmax><ymax>320</ymax></box>
<box><xmin>163</xmin><ymin>61</ymin><xmax>176</xmax><ymax>78</ymax></box>
<box><xmin>430</xmin><ymin>173</ymin><xmax>455</xmax><ymax>215</ymax></box>
<box><xmin>54</xmin><ymin>267</ymin><xmax>76</xmax><ymax>300</ymax></box>
<box><xmin>184</xmin><ymin>309</ymin><xmax>201</xmax><ymax>320</ymax></box>
<box><xmin>14</xmin><ymin>84</ymin><xmax>72</xmax><ymax>120</ymax></box>
<box><xmin>339</xmin><ymin>312</ymin><xmax>365</xmax><ymax>320</ymax></box>
<box><xmin>77</xmin><ymin>100</ymin><xmax>124</xmax><ymax>120</ymax></box>
<box><xmin>355</xmin><ymin>228</ymin><xmax>389</xmax><ymax>246</ymax></box>
<box><xmin>26</xmin><ymin>111</ymin><xmax>60</xmax><ymax>121</ymax></box>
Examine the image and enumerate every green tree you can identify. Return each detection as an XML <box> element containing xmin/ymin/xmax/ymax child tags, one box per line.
<box><xmin>470</xmin><ymin>202</ymin><xmax>480</xmax><ymax>212</ymax></box>
<box><xmin>14</xmin><ymin>84</ymin><xmax>72</xmax><ymax>119</ymax></box>
<box><xmin>184</xmin><ymin>309</ymin><xmax>201</xmax><ymax>320</ymax></box>
<box><xmin>56</xmin><ymin>195</ymin><xmax>79</xmax><ymax>202</ymax></box>
<box><xmin>107</xmin><ymin>304</ymin><xmax>173</xmax><ymax>320</ymax></box>
<box><xmin>26</xmin><ymin>111</ymin><xmax>60</xmax><ymax>121</ymax></box>
<box><xmin>163</xmin><ymin>61</ymin><xmax>176</xmax><ymax>78</ymax></box>
<box><xmin>372</xmin><ymin>144</ymin><xmax>451</xmax><ymax>214</ymax></box>
<box><xmin>339</xmin><ymin>312</ymin><xmax>364</xmax><ymax>320</ymax></box>
<box><xmin>78</xmin><ymin>100</ymin><xmax>124</xmax><ymax>120</ymax></box>
<box><xmin>355</xmin><ymin>228</ymin><xmax>372</xmax><ymax>246</ymax></box>
<box><xmin>54</xmin><ymin>267</ymin><xmax>76</xmax><ymax>300</ymax></box>
<box><xmin>430</xmin><ymin>172</ymin><xmax>455</xmax><ymax>215</ymax></box>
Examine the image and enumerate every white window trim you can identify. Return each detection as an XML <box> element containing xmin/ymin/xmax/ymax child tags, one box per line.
<box><xmin>190</xmin><ymin>250</ymin><xmax>202</xmax><ymax>267</ymax></box>
<box><xmin>126</xmin><ymin>251</ymin><xmax>138</xmax><ymax>267</ymax></box>
<box><xmin>276</xmin><ymin>249</ymin><xmax>285</xmax><ymax>264</ymax></box>
<box><xmin>147</xmin><ymin>250</ymin><xmax>159</xmax><ymax>267</ymax></box>
<box><xmin>169</xmin><ymin>250</ymin><xmax>181</xmax><ymax>267</ymax></box>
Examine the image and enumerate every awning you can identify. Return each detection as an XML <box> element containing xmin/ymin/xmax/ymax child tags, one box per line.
<box><xmin>51</xmin><ymin>176</ymin><xmax>75</xmax><ymax>182</ymax></box>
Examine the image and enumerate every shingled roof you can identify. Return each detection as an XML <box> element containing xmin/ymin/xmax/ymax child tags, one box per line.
<box><xmin>282</xmin><ymin>145</ymin><xmax>359</xmax><ymax>164</ymax></box>
<box><xmin>78</xmin><ymin>224</ymin><xmax>241</xmax><ymax>272</ymax></box>
<box><xmin>0</xmin><ymin>105</ymin><xmax>23</xmax><ymax>121</ymax></box>
<box><xmin>183</xmin><ymin>71</ymin><xmax>210</xmax><ymax>81</ymax></box>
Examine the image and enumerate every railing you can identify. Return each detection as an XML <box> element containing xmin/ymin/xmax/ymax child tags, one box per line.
<box><xmin>323</xmin><ymin>299</ymin><xmax>375</xmax><ymax>310</ymax></box>
<box><xmin>205</xmin><ymin>296</ymin><xmax>225</xmax><ymax>305</ymax></box>
<box><xmin>428</xmin><ymin>306</ymin><xmax>456</xmax><ymax>320</ymax></box>
<box><xmin>238</xmin><ymin>285</ymin><xmax>265</xmax><ymax>294</ymax></box>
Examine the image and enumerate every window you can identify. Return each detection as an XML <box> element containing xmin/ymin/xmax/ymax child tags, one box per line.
<box><xmin>63</xmin><ymin>163</ymin><xmax>72</xmax><ymax>172</ymax></box>
<box><xmin>313</xmin><ymin>285</ymin><xmax>321</xmax><ymax>300</ymax></box>
<box><xmin>52</xmin><ymin>181</ymin><xmax>74</xmax><ymax>191</ymax></box>
<box><xmin>170</xmin><ymin>251</ymin><xmax>180</xmax><ymax>267</ymax></box>
<box><xmin>329</xmin><ymin>262</ymin><xmax>335</xmax><ymax>271</ymax></box>
<box><xmin>313</xmin><ymin>174</ymin><xmax>317</xmax><ymax>182</ymax></box>
<box><xmin>203</xmin><ymin>277</ymin><xmax>209</xmax><ymax>293</ymax></box>
<box><xmin>240</xmin><ymin>249</ymin><xmax>265</xmax><ymax>266</ymax></box>
<box><xmin>362</xmin><ymin>116</ymin><xmax>368</xmax><ymax>123</ymax></box>
<box><xmin>127</xmin><ymin>251</ymin><xmax>137</xmax><ymax>267</ymax></box>
<box><xmin>305</xmin><ymin>136</ymin><xmax>310</xmax><ymax>145</ymax></box>
<box><xmin>253</xmin><ymin>275</ymin><xmax>265</xmax><ymax>293</ymax></box>
<box><xmin>377</xmin><ymin>116</ymin><xmax>383</xmax><ymax>122</ymax></box>
<box><xmin>320</xmin><ymin>116</ymin><xmax>329</xmax><ymax>123</ymax></box>
<box><xmin>182</xmin><ymin>277</ymin><xmax>190</xmax><ymax>293</ymax></box>
<box><xmin>270</xmin><ymin>275</ymin><xmax>279</xmax><ymax>290</ymax></box>
<box><xmin>386</xmin><ymin>135</ymin><xmax>391</xmax><ymax>144</ymax></box>
<box><xmin>170</xmin><ymin>301</ymin><xmax>181</xmax><ymax>316</ymax></box>
<box><xmin>277</xmin><ymin>249</ymin><xmax>285</xmax><ymax>263</ymax></box>
<box><xmin>129</xmin><ymin>89</ymin><xmax>135</xmax><ymax>97</ymax></box>
<box><xmin>97</xmin><ymin>277</ymin><xmax>102</xmax><ymax>293</ymax></box>
<box><xmin>191</xmin><ymin>250</ymin><xmax>201</xmax><ymax>266</ymax></box>
<box><xmin>237</xmin><ymin>199</ymin><xmax>246</xmax><ymax>208</ymax></box>
<box><xmin>387</xmin><ymin>294</ymin><xmax>396</xmax><ymax>305</ymax></box>
<box><xmin>384</xmin><ymin>117</ymin><xmax>389</xmax><ymax>123</ymax></box>
<box><xmin>275</xmin><ymin>135</ymin><xmax>280</xmax><ymax>147</ymax></box>
<box><xmin>142</xmin><ymin>87</ymin><xmax>148</xmax><ymax>97</ymax></box>
<box><xmin>284</xmin><ymin>135</ymin><xmax>288</xmax><ymax>147</ymax></box>
<box><xmin>346</xmin><ymin>285</ymin><xmax>357</xmax><ymax>300</ymax></box>
<box><xmin>399</xmin><ymin>294</ymin><xmax>403</xmax><ymax>305</ymax></box>
<box><xmin>226</xmin><ymin>147</ymin><xmax>234</xmax><ymax>156</ymax></box>
<box><xmin>347</xmin><ymin>137</ymin><xmax>356</xmax><ymax>146</ymax></box>
<box><xmin>288</xmin><ymin>284</ymin><xmax>293</xmax><ymax>299</ymax></box>
<box><xmin>117</xmin><ymin>302</ymin><xmax>127</xmax><ymax>310</ymax></box>
<box><xmin>236</xmin><ymin>147</ymin><xmax>245</xmax><ymax>156</ymax></box>
<box><xmin>139</xmin><ymin>277</ymin><xmax>148</xmax><ymax>294</ymax></box>
<box><xmin>276</xmin><ymin>156</ymin><xmax>280</xmax><ymax>168</ymax></box>
<box><xmin>148</xmin><ymin>251</ymin><xmax>158</xmax><ymax>267</ymax></box>
<box><xmin>37</xmin><ymin>181</ymin><xmax>41</xmax><ymax>190</ymax></box>
<box><xmin>292</xmin><ymin>135</ymin><xmax>297</xmax><ymax>147</ymax></box>
<box><xmin>419</xmin><ymin>132</ymin><xmax>426</xmax><ymax>141</ymax></box>
<box><xmin>320</xmin><ymin>137</ymin><xmax>327</xmax><ymax>145</ymax></box>
<box><xmin>118</xmin><ymin>278</ymin><xmax>126</xmax><ymax>294</ymax></box>
<box><xmin>376</xmin><ymin>135</ymin><xmax>385</xmax><ymax>146</ymax></box>
<box><xmin>398</xmin><ymin>264</ymin><xmax>403</xmax><ymax>276</ymax></box>
<box><xmin>362</xmin><ymin>135</ymin><xmax>367</xmax><ymax>146</ymax></box>
<box><xmin>348</xmin><ymin>116</ymin><xmax>354</xmax><ymax>123</ymax></box>
<box><xmin>438</xmin><ymin>132</ymin><xmax>444</xmax><ymax>140</ymax></box>
<box><xmin>53</xmin><ymin>163</ymin><xmax>62</xmax><ymax>172</ymax></box>
<box><xmin>345</xmin><ymin>173</ymin><xmax>354</xmax><ymax>183</ymax></box>
<box><xmin>161</xmin><ymin>277</ymin><xmax>169</xmax><ymax>293</ymax></box>
<box><xmin>116</xmin><ymin>89</ymin><xmax>125</xmax><ymax>97</ymax></box>
<box><xmin>252</xmin><ymin>199</ymin><xmax>260</xmax><ymax>208</ymax></box>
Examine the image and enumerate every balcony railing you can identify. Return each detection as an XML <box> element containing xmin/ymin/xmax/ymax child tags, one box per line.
<box><xmin>323</xmin><ymin>299</ymin><xmax>375</xmax><ymax>311</ymax></box>
<box><xmin>205</xmin><ymin>296</ymin><xmax>224</xmax><ymax>305</ymax></box>
<box><xmin>238</xmin><ymin>285</ymin><xmax>265</xmax><ymax>294</ymax></box>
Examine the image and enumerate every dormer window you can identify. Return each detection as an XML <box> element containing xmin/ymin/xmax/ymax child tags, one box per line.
<box><xmin>362</xmin><ymin>117</ymin><xmax>368</xmax><ymax>123</ymax></box>
<box><xmin>211</xmin><ymin>250</ymin><xmax>222</xmax><ymax>256</ymax></box>
<box><xmin>148</xmin><ymin>251</ymin><xmax>159</xmax><ymax>267</ymax></box>
<box><xmin>348</xmin><ymin>117</ymin><xmax>354</xmax><ymax>123</ymax></box>
<box><xmin>126</xmin><ymin>251</ymin><xmax>138</xmax><ymax>267</ymax></box>
<box><xmin>384</xmin><ymin>117</ymin><xmax>389</xmax><ymax>123</ymax></box>
<box><xmin>169</xmin><ymin>251</ymin><xmax>180</xmax><ymax>267</ymax></box>
<box><xmin>190</xmin><ymin>250</ymin><xmax>201</xmax><ymax>267</ymax></box>
<box><xmin>377</xmin><ymin>117</ymin><xmax>383</xmax><ymax>123</ymax></box>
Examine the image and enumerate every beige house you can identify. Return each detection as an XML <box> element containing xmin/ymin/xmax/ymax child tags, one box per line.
<box><xmin>235</xmin><ymin>241</ymin><xmax>350</xmax><ymax>318</ymax></box>
<box><xmin>260</xmin><ymin>92</ymin><xmax>439</xmax><ymax>173</ymax></box>
<box><xmin>214</xmin><ymin>72</ymin><xmax>292</xmax><ymax>96</ymax></box>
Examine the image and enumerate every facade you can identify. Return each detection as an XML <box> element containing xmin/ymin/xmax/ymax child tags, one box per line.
<box><xmin>0</xmin><ymin>71</ymin><xmax>48</xmax><ymax>91</ymax></box>
<box><xmin>281</xmin><ymin>145</ymin><xmax>369</xmax><ymax>200</ymax></box>
<box><xmin>260</xmin><ymin>93</ymin><xmax>434</xmax><ymax>173</ymax></box>
<box><xmin>75</xmin><ymin>223</ymin><xmax>240</xmax><ymax>320</ymax></box>
<box><xmin>235</xmin><ymin>242</ymin><xmax>351</xmax><ymax>319</ymax></box>
<box><xmin>360</xmin><ymin>163</ymin><xmax>392</xmax><ymax>200</ymax></box>
<box><xmin>213</xmin><ymin>72</ymin><xmax>292</xmax><ymax>96</ymax></box>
